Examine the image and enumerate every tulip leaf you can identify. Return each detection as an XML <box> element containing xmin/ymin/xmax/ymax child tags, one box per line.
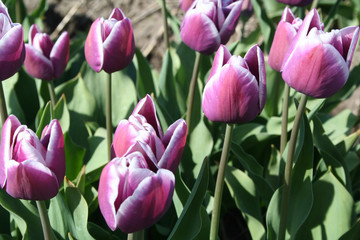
<box><xmin>87</xmin><ymin>222</ymin><xmax>122</xmax><ymax>240</ymax></box>
<box><xmin>35</xmin><ymin>101</ymin><xmax>52</xmax><ymax>138</ymax></box>
<box><xmin>64</xmin><ymin>132</ymin><xmax>86</xmax><ymax>181</ymax></box>
<box><xmin>225</xmin><ymin>166</ymin><xmax>266</xmax><ymax>240</ymax></box>
<box><xmin>54</xmin><ymin>94</ymin><xmax>70</xmax><ymax>133</ymax></box>
<box><xmin>3</xmin><ymin>73</ymin><xmax>26</xmax><ymax>123</ymax></box>
<box><xmin>339</xmin><ymin>220</ymin><xmax>360</xmax><ymax>240</ymax></box>
<box><xmin>134</xmin><ymin>48</ymin><xmax>157</xmax><ymax>98</ymax></box>
<box><xmin>0</xmin><ymin>189</ymin><xmax>43</xmax><ymax>240</ymax></box>
<box><xmin>335</xmin><ymin>131</ymin><xmax>360</xmax><ymax>157</ymax></box>
<box><xmin>168</xmin><ymin>158</ymin><xmax>210</xmax><ymax>240</ymax></box>
<box><xmin>295</xmin><ymin>170</ymin><xmax>353</xmax><ymax>240</ymax></box>
<box><xmin>263</xmin><ymin>69</ymin><xmax>284</xmax><ymax>117</ymax></box>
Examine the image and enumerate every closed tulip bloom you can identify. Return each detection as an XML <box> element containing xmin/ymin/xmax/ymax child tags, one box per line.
<box><xmin>24</xmin><ymin>24</ymin><xmax>70</xmax><ymax>81</ymax></box>
<box><xmin>99</xmin><ymin>95</ymin><xmax>187</xmax><ymax>232</ymax></box>
<box><xmin>281</xmin><ymin>9</ymin><xmax>360</xmax><ymax>98</ymax></box>
<box><xmin>0</xmin><ymin>1</ymin><xmax>25</xmax><ymax>81</ymax></box>
<box><xmin>202</xmin><ymin>44</ymin><xmax>266</xmax><ymax>123</ymax></box>
<box><xmin>0</xmin><ymin>115</ymin><xmax>65</xmax><ymax>200</ymax></box>
<box><xmin>179</xmin><ymin>0</ymin><xmax>194</xmax><ymax>11</ymax></box>
<box><xmin>268</xmin><ymin>7</ymin><xmax>303</xmax><ymax>71</ymax></box>
<box><xmin>180</xmin><ymin>0</ymin><xmax>243</xmax><ymax>55</ymax></box>
<box><xmin>85</xmin><ymin>8</ymin><xmax>135</xmax><ymax>73</ymax></box>
<box><xmin>276</xmin><ymin>0</ymin><xmax>313</xmax><ymax>6</ymax></box>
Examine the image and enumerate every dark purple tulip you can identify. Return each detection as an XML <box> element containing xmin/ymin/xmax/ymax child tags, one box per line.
<box><xmin>84</xmin><ymin>8</ymin><xmax>135</xmax><ymax>73</ymax></box>
<box><xmin>98</xmin><ymin>95</ymin><xmax>187</xmax><ymax>232</ymax></box>
<box><xmin>24</xmin><ymin>24</ymin><xmax>70</xmax><ymax>81</ymax></box>
<box><xmin>281</xmin><ymin>9</ymin><xmax>360</xmax><ymax>98</ymax></box>
<box><xmin>0</xmin><ymin>115</ymin><xmax>65</xmax><ymax>200</ymax></box>
<box><xmin>276</xmin><ymin>0</ymin><xmax>313</xmax><ymax>6</ymax></box>
<box><xmin>268</xmin><ymin>7</ymin><xmax>303</xmax><ymax>71</ymax></box>
<box><xmin>202</xmin><ymin>44</ymin><xmax>266</xmax><ymax>123</ymax></box>
<box><xmin>180</xmin><ymin>0</ymin><xmax>243</xmax><ymax>55</ymax></box>
<box><xmin>0</xmin><ymin>1</ymin><xmax>25</xmax><ymax>81</ymax></box>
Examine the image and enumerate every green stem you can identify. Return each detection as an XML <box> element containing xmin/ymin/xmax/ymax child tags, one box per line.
<box><xmin>0</xmin><ymin>81</ymin><xmax>8</xmax><ymax>125</ymax></box>
<box><xmin>186</xmin><ymin>52</ymin><xmax>201</xmax><ymax>132</ymax></box>
<box><xmin>160</xmin><ymin>0</ymin><xmax>170</xmax><ymax>49</ymax></box>
<box><xmin>47</xmin><ymin>80</ymin><xmax>57</xmax><ymax>107</ymax></box>
<box><xmin>210</xmin><ymin>124</ymin><xmax>234</xmax><ymax>240</ymax></box>
<box><xmin>15</xmin><ymin>0</ymin><xmax>22</xmax><ymax>23</ymax></box>
<box><xmin>127</xmin><ymin>230</ymin><xmax>144</xmax><ymax>240</ymax></box>
<box><xmin>106</xmin><ymin>73</ymin><xmax>112</xmax><ymax>162</ymax></box>
<box><xmin>280</xmin><ymin>84</ymin><xmax>290</xmax><ymax>156</ymax></box>
<box><xmin>311</xmin><ymin>0</ymin><xmax>319</xmax><ymax>9</ymax></box>
<box><xmin>36</xmin><ymin>201</ymin><xmax>54</xmax><ymax>240</ymax></box>
<box><xmin>278</xmin><ymin>94</ymin><xmax>308</xmax><ymax>240</ymax></box>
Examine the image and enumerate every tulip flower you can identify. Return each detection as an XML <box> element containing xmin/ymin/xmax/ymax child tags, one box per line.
<box><xmin>179</xmin><ymin>0</ymin><xmax>194</xmax><ymax>11</ymax></box>
<box><xmin>24</xmin><ymin>24</ymin><xmax>69</xmax><ymax>81</ymax></box>
<box><xmin>281</xmin><ymin>9</ymin><xmax>360</xmax><ymax>98</ymax></box>
<box><xmin>268</xmin><ymin>7</ymin><xmax>303</xmax><ymax>71</ymax></box>
<box><xmin>85</xmin><ymin>8</ymin><xmax>135</xmax><ymax>73</ymax></box>
<box><xmin>0</xmin><ymin>115</ymin><xmax>65</xmax><ymax>200</ymax></box>
<box><xmin>98</xmin><ymin>95</ymin><xmax>187</xmax><ymax>232</ymax></box>
<box><xmin>202</xmin><ymin>44</ymin><xmax>266</xmax><ymax>123</ymax></box>
<box><xmin>0</xmin><ymin>1</ymin><xmax>25</xmax><ymax>81</ymax></box>
<box><xmin>180</xmin><ymin>0</ymin><xmax>243</xmax><ymax>55</ymax></box>
<box><xmin>276</xmin><ymin>0</ymin><xmax>313</xmax><ymax>6</ymax></box>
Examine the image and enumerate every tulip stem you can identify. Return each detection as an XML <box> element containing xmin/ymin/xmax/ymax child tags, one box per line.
<box><xmin>210</xmin><ymin>124</ymin><xmax>234</xmax><ymax>240</ymax></box>
<box><xmin>278</xmin><ymin>94</ymin><xmax>307</xmax><ymax>240</ymax></box>
<box><xmin>47</xmin><ymin>80</ymin><xmax>57</xmax><ymax>107</ymax></box>
<box><xmin>186</xmin><ymin>52</ymin><xmax>201</xmax><ymax>132</ymax></box>
<box><xmin>127</xmin><ymin>230</ymin><xmax>144</xmax><ymax>240</ymax></box>
<box><xmin>280</xmin><ymin>84</ymin><xmax>290</xmax><ymax>156</ymax></box>
<box><xmin>36</xmin><ymin>201</ymin><xmax>54</xmax><ymax>240</ymax></box>
<box><xmin>106</xmin><ymin>73</ymin><xmax>113</xmax><ymax>162</ymax></box>
<box><xmin>0</xmin><ymin>82</ymin><xmax>8</xmax><ymax>125</ymax></box>
<box><xmin>160</xmin><ymin>0</ymin><xmax>170</xmax><ymax>49</ymax></box>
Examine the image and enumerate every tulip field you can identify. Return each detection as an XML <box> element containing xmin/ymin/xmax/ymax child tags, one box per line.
<box><xmin>1</xmin><ymin>0</ymin><xmax>360</xmax><ymax>239</ymax></box>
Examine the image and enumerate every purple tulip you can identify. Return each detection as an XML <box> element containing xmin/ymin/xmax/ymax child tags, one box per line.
<box><xmin>24</xmin><ymin>24</ymin><xmax>70</xmax><ymax>81</ymax></box>
<box><xmin>202</xmin><ymin>44</ymin><xmax>266</xmax><ymax>123</ymax></box>
<box><xmin>98</xmin><ymin>95</ymin><xmax>187</xmax><ymax>232</ymax></box>
<box><xmin>0</xmin><ymin>115</ymin><xmax>65</xmax><ymax>200</ymax></box>
<box><xmin>281</xmin><ymin>9</ymin><xmax>360</xmax><ymax>98</ymax></box>
<box><xmin>0</xmin><ymin>1</ymin><xmax>25</xmax><ymax>81</ymax></box>
<box><xmin>179</xmin><ymin>0</ymin><xmax>194</xmax><ymax>11</ymax></box>
<box><xmin>276</xmin><ymin>0</ymin><xmax>313</xmax><ymax>6</ymax></box>
<box><xmin>268</xmin><ymin>7</ymin><xmax>303</xmax><ymax>71</ymax></box>
<box><xmin>180</xmin><ymin>0</ymin><xmax>243</xmax><ymax>55</ymax></box>
<box><xmin>84</xmin><ymin>8</ymin><xmax>135</xmax><ymax>73</ymax></box>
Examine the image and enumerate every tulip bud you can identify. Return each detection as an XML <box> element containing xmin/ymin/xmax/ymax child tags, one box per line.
<box><xmin>268</xmin><ymin>7</ymin><xmax>303</xmax><ymax>71</ymax></box>
<box><xmin>276</xmin><ymin>0</ymin><xmax>313</xmax><ymax>6</ymax></box>
<box><xmin>24</xmin><ymin>24</ymin><xmax>70</xmax><ymax>81</ymax></box>
<box><xmin>85</xmin><ymin>8</ymin><xmax>135</xmax><ymax>73</ymax></box>
<box><xmin>202</xmin><ymin>45</ymin><xmax>266</xmax><ymax>123</ymax></box>
<box><xmin>0</xmin><ymin>1</ymin><xmax>25</xmax><ymax>81</ymax></box>
<box><xmin>281</xmin><ymin>9</ymin><xmax>360</xmax><ymax>98</ymax></box>
<box><xmin>180</xmin><ymin>0</ymin><xmax>243</xmax><ymax>55</ymax></box>
<box><xmin>0</xmin><ymin>115</ymin><xmax>65</xmax><ymax>200</ymax></box>
<box><xmin>99</xmin><ymin>95</ymin><xmax>187</xmax><ymax>232</ymax></box>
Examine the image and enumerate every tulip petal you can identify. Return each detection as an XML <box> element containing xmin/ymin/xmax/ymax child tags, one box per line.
<box><xmin>5</xmin><ymin>160</ymin><xmax>59</xmax><ymax>200</ymax></box>
<box><xmin>0</xmin><ymin>115</ymin><xmax>21</xmax><ymax>187</ymax></box>
<box><xmin>50</xmin><ymin>31</ymin><xmax>70</xmax><ymax>79</ymax></box>
<box><xmin>282</xmin><ymin>37</ymin><xmax>349</xmax><ymax>98</ymax></box>
<box><xmin>84</xmin><ymin>18</ymin><xmax>104</xmax><ymax>72</ymax></box>
<box><xmin>180</xmin><ymin>9</ymin><xmax>220</xmax><ymax>55</ymax></box>
<box><xmin>219</xmin><ymin>1</ymin><xmax>242</xmax><ymax>44</ymax></box>
<box><xmin>29</xmin><ymin>24</ymin><xmax>41</xmax><ymax>46</ymax></box>
<box><xmin>113</xmin><ymin>119</ymin><xmax>139</xmax><ymax>158</ymax></box>
<box><xmin>208</xmin><ymin>44</ymin><xmax>232</xmax><ymax>82</ymax></box>
<box><xmin>116</xmin><ymin>169</ymin><xmax>175</xmax><ymax>233</ymax></box>
<box><xmin>24</xmin><ymin>44</ymin><xmax>54</xmax><ymax>80</ymax></box>
<box><xmin>158</xmin><ymin>119</ymin><xmax>187</xmax><ymax>172</ymax></box>
<box><xmin>109</xmin><ymin>8</ymin><xmax>125</xmax><ymax>21</ymax></box>
<box><xmin>341</xmin><ymin>26</ymin><xmax>359</xmax><ymax>68</ymax></box>
<box><xmin>102</xmin><ymin>18</ymin><xmax>135</xmax><ymax>73</ymax></box>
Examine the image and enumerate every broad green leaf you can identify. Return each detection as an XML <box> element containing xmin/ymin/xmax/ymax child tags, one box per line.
<box><xmin>64</xmin><ymin>133</ymin><xmax>86</xmax><ymax>181</ymax></box>
<box><xmin>35</xmin><ymin>101</ymin><xmax>52</xmax><ymax>138</ymax></box>
<box><xmin>134</xmin><ymin>48</ymin><xmax>157</xmax><ymax>98</ymax></box>
<box><xmin>339</xmin><ymin>220</ymin><xmax>360</xmax><ymax>240</ymax></box>
<box><xmin>263</xmin><ymin>70</ymin><xmax>284</xmax><ymax>118</ymax></box>
<box><xmin>88</xmin><ymin>222</ymin><xmax>122</xmax><ymax>240</ymax></box>
<box><xmin>168</xmin><ymin>158</ymin><xmax>210</xmax><ymax>240</ymax></box>
<box><xmin>295</xmin><ymin>170</ymin><xmax>354</xmax><ymax>240</ymax></box>
<box><xmin>173</xmin><ymin>170</ymin><xmax>191</xmax><ymax>217</ymax></box>
<box><xmin>225</xmin><ymin>166</ymin><xmax>266</xmax><ymax>240</ymax></box>
<box><xmin>3</xmin><ymin>73</ymin><xmax>25</xmax><ymax>123</ymax></box>
<box><xmin>54</xmin><ymin>94</ymin><xmax>70</xmax><ymax>133</ymax></box>
<box><xmin>335</xmin><ymin>130</ymin><xmax>360</xmax><ymax>156</ymax></box>
<box><xmin>265</xmin><ymin>145</ymin><xmax>282</xmax><ymax>190</ymax></box>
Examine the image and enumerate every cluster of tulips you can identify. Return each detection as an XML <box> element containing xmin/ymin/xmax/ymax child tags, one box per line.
<box><xmin>0</xmin><ymin>0</ymin><xmax>359</xmax><ymax>239</ymax></box>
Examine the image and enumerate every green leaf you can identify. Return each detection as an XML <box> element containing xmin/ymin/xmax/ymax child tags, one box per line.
<box><xmin>35</xmin><ymin>101</ymin><xmax>52</xmax><ymax>138</ymax></box>
<box><xmin>168</xmin><ymin>158</ymin><xmax>210</xmax><ymax>240</ymax></box>
<box><xmin>3</xmin><ymin>73</ymin><xmax>26</xmax><ymax>123</ymax></box>
<box><xmin>339</xmin><ymin>220</ymin><xmax>360</xmax><ymax>240</ymax></box>
<box><xmin>54</xmin><ymin>94</ymin><xmax>71</xmax><ymax>133</ymax></box>
<box><xmin>134</xmin><ymin>48</ymin><xmax>157</xmax><ymax>98</ymax></box>
<box><xmin>335</xmin><ymin>130</ymin><xmax>360</xmax><ymax>156</ymax></box>
<box><xmin>64</xmin><ymin>133</ymin><xmax>86</xmax><ymax>181</ymax></box>
<box><xmin>225</xmin><ymin>166</ymin><xmax>266</xmax><ymax>240</ymax></box>
<box><xmin>295</xmin><ymin>170</ymin><xmax>354</xmax><ymax>240</ymax></box>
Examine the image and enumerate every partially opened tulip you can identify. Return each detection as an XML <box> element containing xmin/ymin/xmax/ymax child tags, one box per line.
<box><xmin>276</xmin><ymin>0</ymin><xmax>313</xmax><ymax>6</ymax></box>
<box><xmin>281</xmin><ymin>9</ymin><xmax>360</xmax><ymax>98</ymax></box>
<box><xmin>85</xmin><ymin>8</ymin><xmax>135</xmax><ymax>73</ymax></box>
<box><xmin>99</xmin><ymin>95</ymin><xmax>187</xmax><ymax>233</ymax></box>
<box><xmin>202</xmin><ymin>44</ymin><xmax>266</xmax><ymax>123</ymax></box>
<box><xmin>24</xmin><ymin>24</ymin><xmax>70</xmax><ymax>81</ymax></box>
<box><xmin>0</xmin><ymin>1</ymin><xmax>25</xmax><ymax>81</ymax></box>
<box><xmin>180</xmin><ymin>0</ymin><xmax>243</xmax><ymax>55</ymax></box>
<box><xmin>0</xmin><ymin>115</ymin><xmax>65</xmax><ymax>200</ymax></box>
